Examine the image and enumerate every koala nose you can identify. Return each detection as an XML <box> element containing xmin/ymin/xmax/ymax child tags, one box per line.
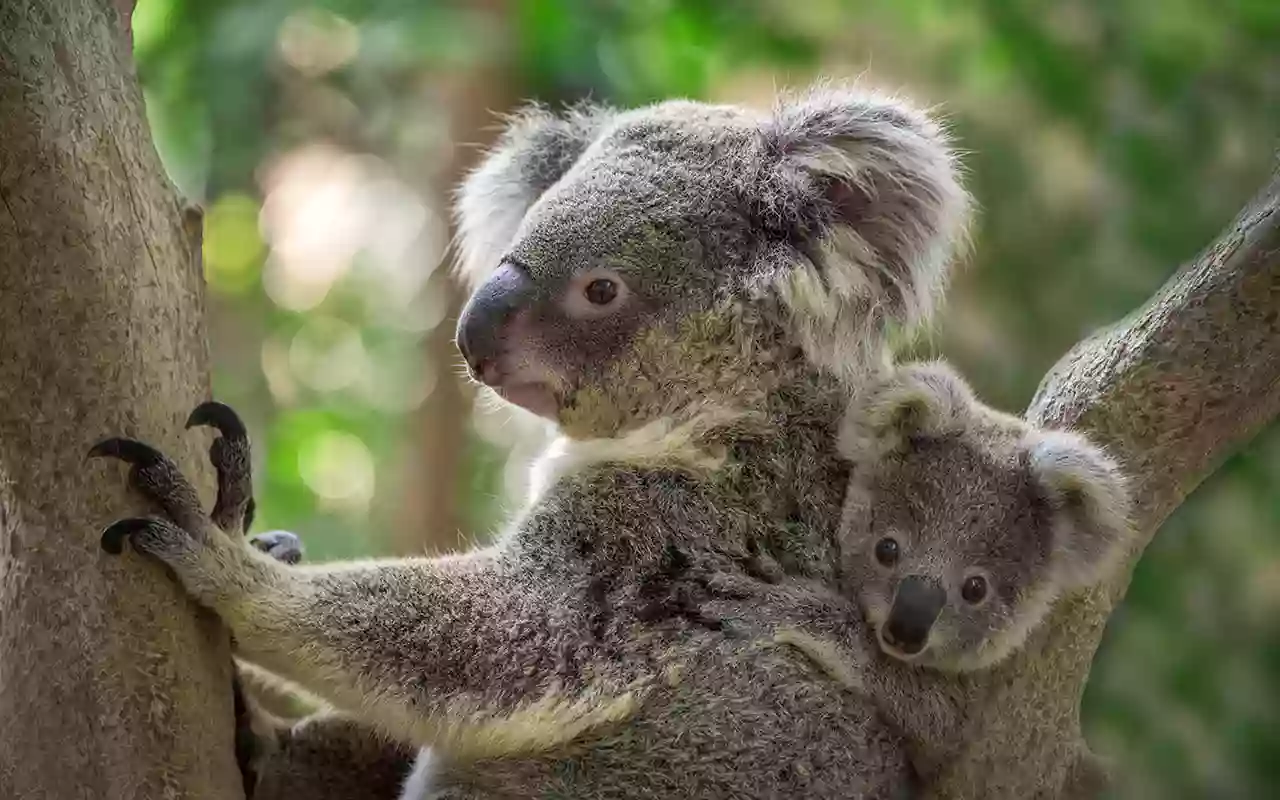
<box><xmin>456</xmin><ymin>261</ymin><xmax>535</xmax><ymax>382</ymax></box>
<box><xmin>883</xmin><ymin>575</ymin><xmax>946</xmax><ymax>654</ymax></box>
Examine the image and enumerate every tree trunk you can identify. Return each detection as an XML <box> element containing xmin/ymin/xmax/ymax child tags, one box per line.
<box><xmin>0</xmin><ymin>2</ymin><xmax>241</xmax><ymax>798</ymax></box>
<box><xmin>934</xmin><ymin>165</ymin><xmax>1280</xmax><ymax>798</ymax></box>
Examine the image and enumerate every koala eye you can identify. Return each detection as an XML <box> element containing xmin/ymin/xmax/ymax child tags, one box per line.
<box><xmin>564</xmin><ymin>269</ymin><xmax>629</xmax><ymax>318</ymax></box>
<box><xmin>961</xmin><ymin>574</ymin><xmax>988</xmax><ymax>605</ymax></box>
<box><xmin>873</xmin><ymin>537</ymin><xmax>900</xmax><ymax>567</ymax></box>
<box><xmin>584</xmin><ymin>278</ymin><xmax>618</xmax><ymax>306</ymax></box>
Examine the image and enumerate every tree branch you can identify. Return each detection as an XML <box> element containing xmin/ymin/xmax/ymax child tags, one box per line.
<box><xmin>0</xmin><ymin>1</ymin><xmax>241</xmax><ymax>797</ymax></box>
<box><xmin>937</xmin><ymin>165</ymin><xmax>1280</xmax><ymax>797</ymax></box>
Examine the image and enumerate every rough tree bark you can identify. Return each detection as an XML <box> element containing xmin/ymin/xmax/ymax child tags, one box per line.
<box><xmin>0</xmin><ymin>2</ymin><xmax>242</xmax><ymax>799</ymax></box>
<box><xmin>935</xmin><ymin>166</ymin><xmax>1280</xmax><ymax>798</ymax></box>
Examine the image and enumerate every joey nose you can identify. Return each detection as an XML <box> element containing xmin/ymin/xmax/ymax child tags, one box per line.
<box><xmin>884</xmin><ymin>575</ymin><xmax>946</xmax><ymax>654</ymax></box>
<box><xmin>456</xmin><ymin>261</ymin><xmax>535</xmax><ymax>381</ymax></box>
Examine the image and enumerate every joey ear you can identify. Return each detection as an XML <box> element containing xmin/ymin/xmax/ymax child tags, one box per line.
<box><xmin>839</xmin><ymin>360</ymin><xmax>973</xmax><ymax>457</ymax></box>
<box><xmin>453</xmin><ymin>102</ymin><xmax>614</xmax><ymax>291</ymax></box>
<box><xmin>1029</xmin><ymin>431</ymin><xmax>1134</xmax><ymax>590</ymax></box>
<box><xmin>760</xmin><ymin>83</ymin><xmax>971</xmax><ymax>347</ymax></box>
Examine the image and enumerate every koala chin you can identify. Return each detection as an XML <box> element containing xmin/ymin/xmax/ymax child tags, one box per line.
<box><xmin>838</xmin><ymin>360</ymin><xmax>1135</xmax><ymax>673</ymax></box>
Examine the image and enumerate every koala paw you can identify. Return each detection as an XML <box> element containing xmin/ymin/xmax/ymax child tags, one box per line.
<box><xmin>251</xmin><ymin>530</ymin><xmax>305</xmax><ymax>566</ymax></box>
<box><xmin>91</xmin><ymin>402</ymin><xmax>289</xmax><ymax>617</ymax></box>
<box><xmin>88</xmin><ymin>435</ymin><xmax>215</xmax><ymax>551</ymax></box>
<box><xmin>89</xmin><ymin>401</ymin><xmax>255</xmax><ymax>559</ymax></box>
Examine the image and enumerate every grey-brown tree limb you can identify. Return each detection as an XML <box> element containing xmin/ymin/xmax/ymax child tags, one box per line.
<box><xmin>0</xmin><ymin>0</ymin><xmax>1276</xmax><ymax>797</ymax></box>
<box><xmin>0</xmin><ymin>1</ymin><xmax>244</xmax><ymax>799</ymax></box>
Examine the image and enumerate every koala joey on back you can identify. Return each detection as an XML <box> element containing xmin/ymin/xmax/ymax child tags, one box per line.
<box><xmin>89</xmin><ymin>83</ymin><xmax>971</xmax><ymax>800</ymax></box>
<box><xmin>835</xmin><ymin>360</ymin><xmax>1134</xmax><ymax>789</ymax></box>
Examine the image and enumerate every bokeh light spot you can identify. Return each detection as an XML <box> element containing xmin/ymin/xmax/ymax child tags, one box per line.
<box><xmin>288</xmin><ymin>317</ymin><xmax>368</xmax><ymax>393</ymax></box>
<box><xmin>298</xmin><ymin>430</ymin><xmax>375</xmax><ymax>512</ymax></box>
<box><xmin>203</xmin><ymin>193</ymin><xmax>264</xmax><ymax>295</ymax></box>
<box><xmin>278</xmin><ymin>9</ymin><xmax>360</xmax><ymax>77</ymax></box>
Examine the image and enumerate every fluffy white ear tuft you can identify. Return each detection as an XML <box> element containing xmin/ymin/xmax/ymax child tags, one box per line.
<box><xmin>1029</xmin><ymin>430</ymin><xmax>1134</xmax><ymax>590</ymax></box>
<box><xmin>452</xmin><ymin>102</ymin><xmax>613</xmax><ymax>292</ymax></box>
<box><xmin>760</xmin><ymin>82</ymin><xmax>973</xmax><ymax>382</ymax></box>
<box><xmin>839</xmin><ymin>360</ymin><xmax>974</xmax><ymax>458</ymax></box>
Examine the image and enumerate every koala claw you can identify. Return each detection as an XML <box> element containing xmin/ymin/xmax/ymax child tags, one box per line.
<box><xmin>185</xmin><ymin>400</ymin><xmax>248</xmax><ymax>440</ymax></box>
<box><xmin>100</xmin><ymin>517</ymin><xmax>154</xmax><ymax>555</ymax></box>
<box><xmin>87</xmin><ymin>437</ymin><xmax>165</xmax><ymax>467</ymax></box>
<box><xmin>90</xmin><ymin>431</ymin><xmax>211</xmax><ymax>536</ymax></box>
<box><xmin>186</xmin><ymin>401</ymin><xmax>255</xmax><ymax>534</ymax></box>
<box><xmin>99</xmin><ymin>516</ymin><xmax>188</xmax><ymax>557</ymax></box>
<box><xmin>251</xmin><ymin>530</ymin><xmax>305</xmax><ymax>565</ymax></box>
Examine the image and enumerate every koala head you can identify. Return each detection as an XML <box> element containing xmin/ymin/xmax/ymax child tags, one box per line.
<box><xmin>452</xmin><ymin>85</ymin><xmax>970</xmax><ymax>440</ymax></box>
<box><xmin>838</xmin><ymin>361</ymin><xmax>1133</xmax><ymax>672</ymax></box>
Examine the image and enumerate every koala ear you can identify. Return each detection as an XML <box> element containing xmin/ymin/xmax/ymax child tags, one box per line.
<box><xmin>452</xmin><ymin>102</ymin><xmax>614</xmax><ymax>291</ymax></box>
<box><xmin>839</xmin><ymin>360</ymin><xmax>974</xmax><ymax>457</ymax></box>
<box><xmin>759</xmin><ymin>83</ymin><xmax>972</xmax><ymax>369</ymax></box>
<box><xmin>1029</xmin><ymin>431</ymin><xmax>1134</xmax><ymax>590</ymax></box>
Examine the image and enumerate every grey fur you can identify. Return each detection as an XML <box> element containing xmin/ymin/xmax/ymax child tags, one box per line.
<box><xmin>835</xmin><ymin>360</ymin><xmax>1134</xmax><ymax>789</ymax></box>
<box><xmin>93</xmin><ymin>83</ymin><xmax>972</xmax><ymax>799</ymax></box>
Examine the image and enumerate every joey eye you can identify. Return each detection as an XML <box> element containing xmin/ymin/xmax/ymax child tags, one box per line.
<box><xmin>873</xmin><ymin>537</ymin><xmax>899</xmax><ymax>567</ymax></box>
<box><xmin>584</xmin><ymin>278</ymin><xmax>618</xmax><ymax>306</ymax></box>
<box><xmin>961</xmin><ymin>575</ymin><xmax>988</xmax><ymax>604</ymax></box>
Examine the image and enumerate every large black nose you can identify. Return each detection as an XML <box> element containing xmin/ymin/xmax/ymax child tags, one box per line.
<box><xmin>455</xmin><ymin>261</ymin><xmax>535</xmax><ymax>380</ymax></box>
<box><xmin>883</xmin><ymin>575</ymin><xmax>946</xmax><ymax>654</ymax></box>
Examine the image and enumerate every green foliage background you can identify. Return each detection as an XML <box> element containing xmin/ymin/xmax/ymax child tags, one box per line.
<box><xmin>132</xmin><ymin>0</ymin><xmax>1279</xmax><ymax>796</ymax></box>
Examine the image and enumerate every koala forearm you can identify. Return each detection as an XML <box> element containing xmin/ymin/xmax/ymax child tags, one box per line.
<box><xmin>149</xmin><ymin>533</ymin><xmax>575</xmax><ymax>747</ymax></box>
<box><xmin>227</xmin><ymin>550</ymin><xmax>504</xmax><ymax>699</ymax></box>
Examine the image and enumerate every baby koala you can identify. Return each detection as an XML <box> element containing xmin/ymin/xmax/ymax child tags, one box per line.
<box><xmin>835</xmin><ymin>360</ymin><xmax>1133</xmax><ymax>792</ymax></box>
<box><xmin>839</xmin><ymin>359</ymin><xmax>1132</xmax><ymax>672</ymax></box>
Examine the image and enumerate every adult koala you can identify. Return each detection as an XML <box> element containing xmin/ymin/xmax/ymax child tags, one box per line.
<box><xmin>91</xmin><ymin>83</ymin><xmax>970</xmax><ymax>799</ymax></box>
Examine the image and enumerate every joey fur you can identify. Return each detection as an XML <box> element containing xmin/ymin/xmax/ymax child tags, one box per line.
<box><xmin>91</xmin><ymin>83</ymin><xmax>970</xmax><ymax>799</ymax></box>
<box><xmin>828</xmin><ymin>361</ymin><xmax>1133</xmax><ymax>794</ymax></box>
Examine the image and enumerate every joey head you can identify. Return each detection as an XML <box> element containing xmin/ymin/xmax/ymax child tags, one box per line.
<box><xmin>839</xmin><ymin>361</ymin><xmax>1133</xmax><ymax>672</ymax></box>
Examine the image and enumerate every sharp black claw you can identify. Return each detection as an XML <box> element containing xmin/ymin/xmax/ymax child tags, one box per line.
<box><xmin>100</xmin><ymin>517</ymin><xmax>155</xmax><ymax>555</ymax></box>
<box><xmin>244</xmin><ymin>497</ymin><xmax>257</xmax><ymax>533</ymax></box>
<box><xmin>185</xmin><ymin>401</ymin><xmax>248</xmax><ymax>439</ymax></box>
<box><xmin>87</xmin><ymin>437</ymin><xmax>164</xmax><ymax>466</ymax></box>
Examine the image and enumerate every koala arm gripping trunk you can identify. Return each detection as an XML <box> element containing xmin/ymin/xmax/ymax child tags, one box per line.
<box><xmin>213</xmin><ymin>551</ymin><xmax>513</xmax><ymax>732</ymax></box>
<box><xmin>89</xmin><ymin>410</ymin><xmax>610</xmax><ymax>759</ymax></box>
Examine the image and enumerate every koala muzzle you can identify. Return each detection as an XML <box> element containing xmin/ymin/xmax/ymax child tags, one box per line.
<box><xmin>883</xmin><ymin>575</ymin><xmax>946</xmax><ymax>655</ymax></box>
<box><xmin>456</xmin><ymin>261</ymin><xmax>535</xmax><ymax>383</ymax></box>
